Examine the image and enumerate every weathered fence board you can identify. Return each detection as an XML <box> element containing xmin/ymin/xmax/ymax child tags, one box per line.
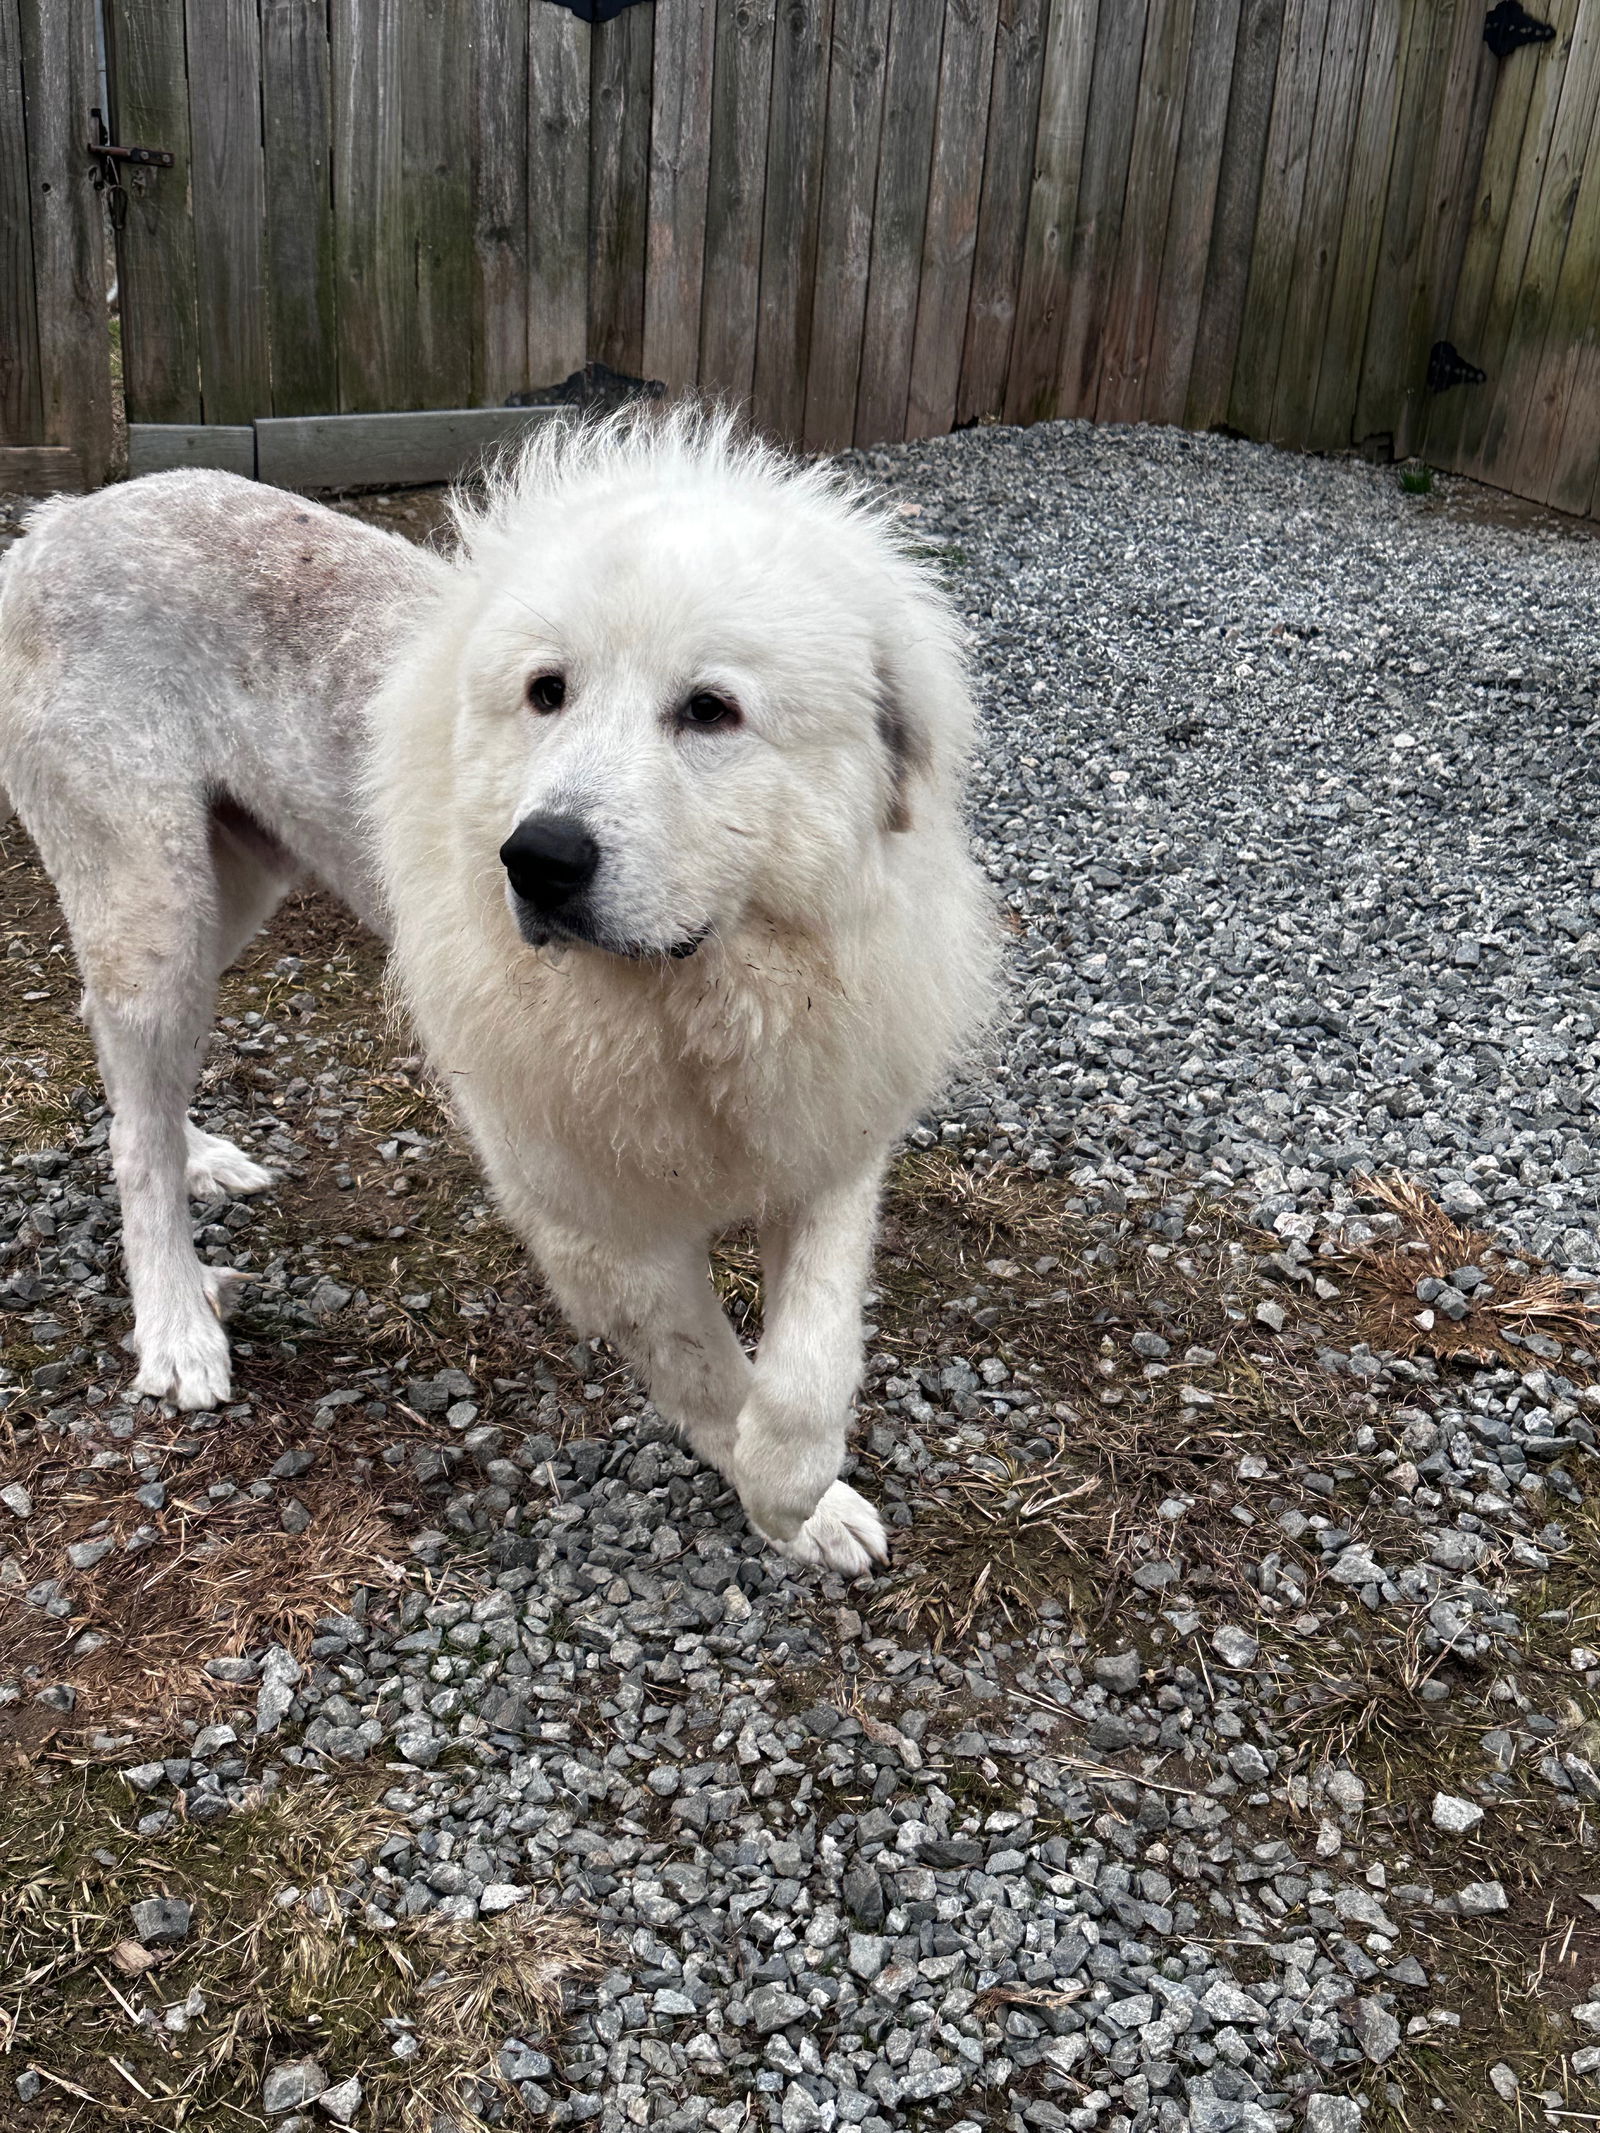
<box><xmin>1142</xmin><ymin>0</ymin><xmax>1241</xmax><ymax>424</ymax></box>
<box><xmin>527</xmin><ymin>5</ymin><xmax>590</xmax><ymax>386</ymax></box>
<box><xmin>589</xmin><ymin>0</ymin><xmax>653</xmax><ymax>377</ymax></box>
<box><xmin>1184</xmin><ymin>0</ymin><xmax>1284</xmax><ymax>430</ymax></box>
<box><xmin>955</xmin><ymin>0</ymin><xmax>1048</xmax><ymax>428</ymax></box>
<box><xmin>0</xmin><ymin>0</ymin><xmax>43</xmax><ymax>449</ymax></box>
<box><xmin>855</xmin><ymin>0</ymin><xmax>945</xmax><ymax>445</ymax></box>
<box><xmin>403</xmin><ymin>0</ymin><xmax>477</xmax><ymax>410</ymax></box>
<box><xmin>107</xmin><ymin>0</ymin><xmax>201</xmax><ymax>424</ymax></box>
<box><xmin>643</xmin><ymin>0</ymin><xmax>715</xmax><ymax>389</ymax></box>
<box><xmin>1055</xmin><ymin>0</ymin><xmax>1152</xmax><ymax>421</ymax></box>
<box><xmin>473</xmin><ymin>0</ymin><xmax>531</xmax><ymax>406</ymax></box>
<box><xmin>1096</xmin><ymin>0</ymin><xmax>1198</xmax><ymax>424</ymax></box>
<box><xmin>1006</xmin><ymin>0</ymin><xmax>1100</xmax><ymax>424</ymax></box>
<box><xmin>700</xmin><ymin>0</ymin><xmax>777</xmax><ymax>407</ymax></box>
<box><xmin>262</xmin><ymin>0</ymin><xmax>337</xmax><ymax>418</ymax></box>
<box><xmin>331</xmin><ymin>0</ymin><xmax>406</xmax><ymax>412</ymax></box>
<box><xmin>753</xmin><ymin>0</ymin><xmax>834</xmax><ymax>440</ymax></box>
<box><xmin>186</xmin><ymin>0</ymin><xmax>271</xmax><ymax>427</ymax></box>
<box><xmin>800</xmin><ymin>0</ymin><xmax>890</xmax><ymax>449</ymax></box>
<box><xmin>906</xmin><ymin>0</ymin><xmax>1000</xmax><ymax>442</ymax></box>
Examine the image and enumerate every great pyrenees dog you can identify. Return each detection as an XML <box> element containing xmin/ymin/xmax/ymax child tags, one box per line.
<box><xmin>0</xmin><ymin>410</ymin><xmax>997</xmax><ymax>1574</ymax></box>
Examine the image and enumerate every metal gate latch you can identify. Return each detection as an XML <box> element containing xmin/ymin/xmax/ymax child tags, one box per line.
<box><xmin>87</xmin><ymin>107</ymin><xmax>173</xmax><ymax>230</ymax></box>
<box><xmin>1484</xmin><ymin>2</ymin><xmax>1555</xmax><ymax>57</ymax></box>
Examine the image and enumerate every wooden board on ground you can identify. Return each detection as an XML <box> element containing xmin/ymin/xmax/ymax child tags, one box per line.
<box><xmin>254</xmin><ymin>407</ymin><xmax>562</xmax><ymax>492</ymax></box>
<box><xmin>0</xmin><ymin>445</ymin><xmax>84</xmax><ymax>493</ymax></box>
<box><xmin>127</xmin><ymin>423</ymin><xmax>256</xmax><ymax>477</ymax></box>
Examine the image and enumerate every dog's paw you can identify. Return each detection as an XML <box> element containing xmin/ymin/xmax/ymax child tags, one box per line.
<box><xmin>767</xmin><ymin>1482</ymin><xmax>888</xmax><ymax>1579</ymax></box>
<box><xmin>185</xmin><ymin>1128</ymin><xmax>274</xmax><ymax>1200</ymax></box>
<box><xmin>131</xmin><ymin>1311</ymin><xmax>233</xmax><ymax>1410</ymax></box>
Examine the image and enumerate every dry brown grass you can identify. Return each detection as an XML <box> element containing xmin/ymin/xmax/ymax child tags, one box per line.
<box><xmin>0</xmin><ymin>1763</ymin><xmax>605</xmax><ymax>2130</ymax></box>
<box><xmin>1333</xmin><ymin>1172</ymin><xmax>1600</xmax><ymax>1373</ymax></box>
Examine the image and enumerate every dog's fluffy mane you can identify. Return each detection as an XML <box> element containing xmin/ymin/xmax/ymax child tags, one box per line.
<box><xmin>367</xmin><ymin>402</ymin><xmax>999</xmax><ymax>1214</ymax></box>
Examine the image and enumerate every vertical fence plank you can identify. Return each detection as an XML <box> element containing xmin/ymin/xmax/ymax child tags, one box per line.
<box><xmin>17</xmin><ymin>0</ymin><xmax>111</xmax><ymax>478</ymax></box>
<box><xmin>855</xmin><ymin>0</ymin><xmax>945</xmax><ymax>444</ymax></box>
<box><xmin>403</xmin><ymin>0</ymin><xmax>476</xmax><ymax>409</ymax></box>
<box><xmin>107</xmin><ymin>0</ymin><xmax>200</xmax><ymax>423</ymax></box>
<box><xmin>186</xmin><ymin>0</ymin><xmax>270</xmax><ymax>424</ymax></box>
<box><xmin>906</xmin><ymin>0</ymin><xmax>999</xmax><ymax>441</ymax></box>
<box><xmin>1419</xmin><ymin>0</ymin><xmax>1549</xmax><ymax>475</ymax></box>
<box><xmin>954</xmin><ymin>0</ymin><xmax>1047</xmax><ymax>427</ymax></box>
<box><xmin>1054</xmin><ymin>0</ymin><xmax>1152</xmax><ymax>420</ymax></box>
<box><xmin>1225</xmin><ymin>0</ymin><xmax>1331</xmax><ymax>439</ymax></box>
<box><xmin>1095</xmin><ymin>0</ymin><xmax>1197</xmax><ymax>423</ymax></box>
<box><xmin>1268</xmin><ymin>0</ymin><xmax>1373</xmax><ymax>447</ymax></box>
<box><xmin>1351</xmin><ymin>0</ymin><xmax>1461</xmax><ymax>450</ymax></box>
<box><xmin>474</xmin><ymin>0</ymin><xmax>529</xmax><ymax>405</ymax></box>
<box><xmin>590</xmin><ymin>3</ymin><xmax>654</xmax><ymax>377</ymax></box>
<box><xmin>528</xmin><ymin>5</ymin><xmax>591</xmax><ymax>385</ymax></box>
<box><xmin>1005</xmin><ymin>0</ymin><xmax>1099</xmax><ymax>424</ymax></box>
<box><xmin>0</xmin><ymin>0</ymin><xmax>43</xmax><ymax>446</ymax></box>
<box><xmin>1519</xmin><ymin>110</ymin><xmax>1600</xmax><ymax>506</ymax></box>
<box><xmin>1184</xmin><ymin>0</ymin><xmax>1283</xmax><ymax>428</ymax></box>
<box><xmin>1466</xmin><ymin>0</ymin><xmax>1600</xmax><ymax>492</ymax></box>
<box><xmin>752</xmin><ymin>0</ymin><xmax>834</xmax><ymax>440</ymax></box>
<box><xmin>801</xmin><ymin>0</ymin><xmax>890</xmax><ymax>448</ymax></box>
<box><xmin>332</xmin><ymin>0</ymin><xmax>405</xmax><ymax>411</ymax></box>
<box><xmin>1303</xmin><ymin>0</ymin><xmax>1400</xmax><ymax>449</ymax></box>
<box><xmin>262</xmin><ymin>0</ymin><xmax>336</xmax><ymax>418</ymax></box>
<box><xmin>644</xmin><ymin>0</ymin><xmax>715</xmax><ymax>389</ymax></box>
<box><xmin>1142</xmin><ymin>0</ymin><xmax>1242</xmax><ymax>424</ymax></box>
<box><xmin>701</xmin><ymin>0</ymin><xmax>777</xmax><ymax>407</ymax></box>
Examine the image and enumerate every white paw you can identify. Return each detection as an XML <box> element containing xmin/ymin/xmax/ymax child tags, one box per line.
<box><xmin>767</xmin><ymin>1482</ymin><xmax>888</xmax><ymax>1578</ymax></box>
<box><xmin>185</xmin><ymin>1127</ymin><xmax>274</xmax><ymax>1200</ymax></box>
<box><xmin>131</xmin><ymin>1308</ymin><xmax>233</xmax><ymax>1410</ymax></box>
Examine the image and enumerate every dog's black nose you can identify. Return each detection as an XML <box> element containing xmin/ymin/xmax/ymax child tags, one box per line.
<box><xmin>500</xmin><ymin>814</ymin><xmax>601</xmax><ymax>910</ymax></box>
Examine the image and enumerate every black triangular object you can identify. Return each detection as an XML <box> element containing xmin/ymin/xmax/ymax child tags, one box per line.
<box><xmin>544</xmin><ymin>0</ymin><xmax>652</xmax><ymax>21</ymax></box>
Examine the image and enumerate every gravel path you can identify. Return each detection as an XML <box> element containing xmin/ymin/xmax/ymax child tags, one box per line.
<box><xmin>4</xmin><ymin>427</ymin><xmax>1600</xmax><ymax>2133</ymax></box>
<box><xmin>876</xmin><ymin>424</ymin><xmax>1600</xmax><ymax>1268</ymax></box>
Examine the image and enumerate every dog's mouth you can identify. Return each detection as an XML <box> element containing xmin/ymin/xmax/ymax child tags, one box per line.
<box><xmin>508</xmin><ymin>892</ymin><xmax>708</xmax><ymax>964</ymax></box>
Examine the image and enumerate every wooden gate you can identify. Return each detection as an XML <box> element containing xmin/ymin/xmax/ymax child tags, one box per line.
<box><xmin>0</xmin><ymin>0</ymin><xmax>113</xmax><ymax>491</ymax></box>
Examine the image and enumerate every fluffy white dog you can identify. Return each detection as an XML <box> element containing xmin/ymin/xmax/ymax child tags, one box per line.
<box><xmin>0</xmin><ymin>410</ymin><xmax>997</xmax><ymax>1574</ymax></box>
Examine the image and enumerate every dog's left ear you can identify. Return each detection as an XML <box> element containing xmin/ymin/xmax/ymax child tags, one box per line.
<box><xmin>874</xmin><ymin>651</ymin><xmax>933</xmax><ymax>835</ymax></box>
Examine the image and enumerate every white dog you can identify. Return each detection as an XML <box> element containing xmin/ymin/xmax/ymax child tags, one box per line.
<box><xmin>0</xmin><ymin>410</ymin><xmax>997</xmax><ymax>1573</ymax></box>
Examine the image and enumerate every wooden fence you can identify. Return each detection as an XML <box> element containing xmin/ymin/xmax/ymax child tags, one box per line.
<box><xmin>6</xmin><ymin>0</ymin><xmax>1600</xmax><ymax>512</ymax></box>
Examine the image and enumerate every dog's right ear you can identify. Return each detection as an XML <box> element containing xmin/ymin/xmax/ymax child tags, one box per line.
<box><xmin>873</xmin><ymin>652</ymin><xmax>933</xmax><ymax>835</ymax></box>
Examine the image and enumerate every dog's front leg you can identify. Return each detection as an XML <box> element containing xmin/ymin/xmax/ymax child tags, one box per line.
<box><xmin>733</xmin><ymin>1169</ymin><xmax>889</xmax><ymax>1578</ymax></box>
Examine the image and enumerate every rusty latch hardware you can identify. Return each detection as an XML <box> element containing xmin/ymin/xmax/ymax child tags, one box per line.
<box><xmin>1484</xmin><ymin>1</ymin><xmax>1555</xmax><ymax>56</ymax></box>
<box><xmin>88</xmin><ymin>107</ymin><xmax>173</xmax><ymax>230</ymax></box>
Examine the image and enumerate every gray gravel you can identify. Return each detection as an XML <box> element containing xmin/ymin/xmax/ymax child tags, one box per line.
<box><xmin>860</xmin><ymin>423</ymin><xmax>1600</xmax><ymax>1270</ymax></box>
<box><xmin>6</xmin><ymin>426</ymin><xmax>1600</xmax><ymax>2130</ymax></box>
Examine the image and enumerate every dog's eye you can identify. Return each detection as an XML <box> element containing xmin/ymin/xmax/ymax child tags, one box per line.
<box><xmin>528</xmin><ymin>673</ymin><xmax>566</xmax><ymax>713</ymax></box>
<box><xmin>680</xmin><ymin>690</ymin><xmax>738</xmax><ymax>730</ymax></box>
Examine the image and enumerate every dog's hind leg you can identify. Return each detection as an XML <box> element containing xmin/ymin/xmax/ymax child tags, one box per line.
<box><xmin>72</xmin><ymin>805</ymin><xmax>293</xmax><ymax>1407</ymax></box>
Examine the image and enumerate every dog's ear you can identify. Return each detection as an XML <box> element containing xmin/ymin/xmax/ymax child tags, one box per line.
<box><xmin>874</xmin><ymin>654</ymin><xmax>933</xmax><ymax>835</ymax></box>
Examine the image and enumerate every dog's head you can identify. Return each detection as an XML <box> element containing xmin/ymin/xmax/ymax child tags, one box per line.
<box><xmin>444</xmin><ymin>411</ymin><xmax>975</xmax><ymax>963</ymax></box>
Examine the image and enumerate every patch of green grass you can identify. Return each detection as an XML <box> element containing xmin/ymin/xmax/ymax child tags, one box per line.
<box><xmin>1400</xmin><ymin>464</ymin><xmax>1436</xmax><ymax>496</ymax></box>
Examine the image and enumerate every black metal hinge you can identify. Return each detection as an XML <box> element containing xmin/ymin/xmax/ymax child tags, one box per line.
<box><xmin>1428</xmin><ymin>342</ymin><xmax>1487</xmax><ymax>394</ymax></box>
<box><xmin>88</xmin><ymin>108</ymin><xmax>173</xmax><ymax>230</ymax></box>
<box><xmin>1485</xmin><ymin>1</ymin><xmax>1555</xmax><ymax>57</ymax></box>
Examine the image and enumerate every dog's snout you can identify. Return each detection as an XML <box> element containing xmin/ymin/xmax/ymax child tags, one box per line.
<box><xmin>500</xmin><ymin>813</ymin><xmax>601</xmax><ymax>911</ymax></box>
